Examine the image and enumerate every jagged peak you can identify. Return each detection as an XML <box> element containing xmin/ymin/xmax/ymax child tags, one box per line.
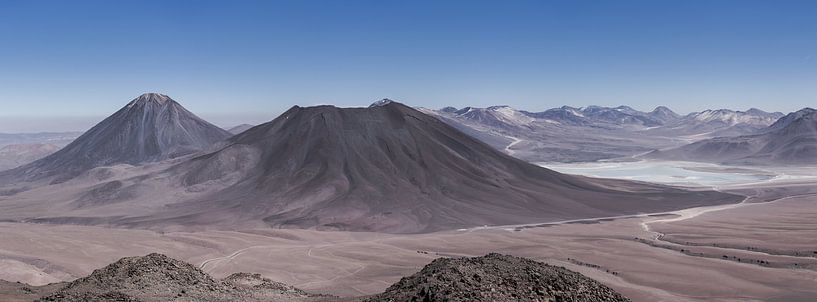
<box><xmin>487</xmin><ymin>105</ymin><xmax>513</xmax><ymax>110</ymax></box>
<box><xmin>440</xmin><ymin>106</ymin><xmax>458</xmax><ymax>113</ymax></box>
<box><xmin>370</xmin><ymin>98</ymin><xmax>395</xmax><ymax>107</ymax></box>
<box><xmin>454</xmin><ymin>106</ymin><xmax>476</xmax><ymax>115</ymax></box>
<box><xmin>795</xmin><ymin>107</ymin><xmax>816</xmax><ymax>114</ymax></box>
<box><xmin>651</xmin><ymin>106</ymin><xmax>674</xmax><ymax>112</ymax></box>
<box><xmin>128</xmin><ymin>93</ymin><xmax>173</xmax><ymax>107</ymax></box>
<box><xmin>649</xmin><ymin>106</ymin><xmax>679</xmax><ymax>119</ymax></box>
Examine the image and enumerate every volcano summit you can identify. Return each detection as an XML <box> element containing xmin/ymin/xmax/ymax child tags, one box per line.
<box><xmin>3</xmin><ymin>93</ymin><xmax>231</xmax><ymax>183</ymax></box>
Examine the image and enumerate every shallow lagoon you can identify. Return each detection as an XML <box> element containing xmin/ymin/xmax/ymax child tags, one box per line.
<box><xmin>539</xmin><ymin>160</ymin><xmax>774</xmax><ymax>187</ymax></box>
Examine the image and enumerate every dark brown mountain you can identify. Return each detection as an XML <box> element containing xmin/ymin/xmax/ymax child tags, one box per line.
<box><xmin>3</xmin><ymin>93</ymin><xmax>231</xmax><ymax>183</ymax></box>
<box><xmin>130</xmin><ymin>100</ymin><xmax>739</xmax><ymax>233</ymax></box>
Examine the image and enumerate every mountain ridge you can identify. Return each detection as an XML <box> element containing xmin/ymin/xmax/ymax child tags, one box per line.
<box><xmin>427</xmin><ymin>104</ymin><xmax>784</xmax><ymax>162</ymax></box>
<box><xmin>646</xmin><ymin>107</ymin><xmax>817</xmax><ymax>164</ymax></box>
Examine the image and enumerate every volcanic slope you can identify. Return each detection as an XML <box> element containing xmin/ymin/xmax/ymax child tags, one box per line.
<box><xmin>132</xmin><ymin>101</ymin><xmax>740</xmax><ymax>233</ymax></box>
<box><xmin>368</xmin><ymin>253</ymin><xmax>630</xmax><ymax>302</ymax></box>
<box><xmin>2</xmin><ymin>93</ymin><xmax>231</xmax><ymax>183</ymax></box>
<box><xmin>227</xmin><ymin>124</ymin><xmax>255</xmax><ymax>135</ymax></box>
<box><xmin>646</xmin><ymin>108</ymin><xmax>817</xmax><ymax>165</ymax></box>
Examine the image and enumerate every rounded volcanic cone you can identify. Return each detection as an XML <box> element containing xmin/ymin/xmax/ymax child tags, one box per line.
<box><xmin>160</xmin><ymin>101</ymin><xmax>739</xmax><ymax>233</ymax></box>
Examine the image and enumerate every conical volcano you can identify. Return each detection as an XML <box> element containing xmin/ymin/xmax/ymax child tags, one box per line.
<box><xmin>7</xmin><ymin>93</ymin><xmax>231</xmax><ymax>182</ymax></box>
<box><xmin>159</xmin><ymin>101</ymin><xmax>737</xmax><ymax>233</ymax></box>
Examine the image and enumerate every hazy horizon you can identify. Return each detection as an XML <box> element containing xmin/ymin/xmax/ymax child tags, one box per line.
<box><xmin>0</xmin><ymin>94</ymin><xmax>797</xmax><ymax>133</ymax></box>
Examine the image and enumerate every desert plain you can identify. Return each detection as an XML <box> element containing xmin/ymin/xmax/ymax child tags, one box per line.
<box><xmin>1</xmin><ymin>162</ymin><xmax>815</xmax><ymax>302</ymax></box>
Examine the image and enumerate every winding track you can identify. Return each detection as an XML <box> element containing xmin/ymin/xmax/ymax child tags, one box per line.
<box><xmin>638</xmin><ymin>186</ymin><xmax>751</xmax><ymax>237</ymax></box>
<box><xmin>199</xmin><ymin>244</ymin><xmax>277</xmax><ymax>271</ymax></box>
<box><xmin>503</xmin><ymin>135</ymin><xmax>523</xmax><ymax>156</ymax></box>
<box><xmin>640</xmin><ymin>189</ymin><xmax>817</xmax><ymax>260</ymax></box>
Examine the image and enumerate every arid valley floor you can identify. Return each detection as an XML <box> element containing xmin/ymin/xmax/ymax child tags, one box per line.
<box><xmin>1</xmin><ymin>162</ymin><xmax>815</xmax><ymax>302</ymax></box>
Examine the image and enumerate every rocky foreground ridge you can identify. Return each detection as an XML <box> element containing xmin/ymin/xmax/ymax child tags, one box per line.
<box><xmin>0</xmin><ymin>253</ymin><xmax>629</xmax><ymax>302</ymax></box>
<box><xmin>37</xmin><ymin>253</ymin><xmax>324</xmax><ymax>302</ymax></box>
<box><xmin>368</xmin><ymin>253</ymin><xmax>629</xmax><ymax>302</ymax></box>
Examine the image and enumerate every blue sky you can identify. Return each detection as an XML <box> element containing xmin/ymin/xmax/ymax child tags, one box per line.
<box><xmin>0</xmin><ymin>0</ymin><xmax>815</xmax><ymax>132</ymax></box>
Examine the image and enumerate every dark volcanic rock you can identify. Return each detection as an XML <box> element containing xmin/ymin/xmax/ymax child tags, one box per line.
<box><xmin>5</xmin><ymin>93</ymin><xmax>231</xmax><ymax>183</ymax></box>
<box><xmin>8</xmin><ymin>253</ymin><xmax>629</xmax><ymax>302</ymax></box>
<box><xmin>224</xmin><ymin>273</ymin><xmax>317</xmax><ymax>299</ymax></box>
<box><xmin>0</xmin><ymin>279</ymin><xmax>65</xmax><ymax>302</ymax></box>
<box><xmin>367</xmin><ymin>253</ymin><xmax>630</xmax><ymax>302</ymax></box>
<box><xmin>38</xmin><ymin>253</ymin><xmax>227</xmax><ymax>302</ymax></box>
<box><xmin>37</xmin><ymin>253</ymin><xmax>323</xmax><ymax>302</ymax></box>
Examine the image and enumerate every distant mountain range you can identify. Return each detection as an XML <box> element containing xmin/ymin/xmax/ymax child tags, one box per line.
<box><xmin>0</xmin><ymin>101</ymin><xmax>787</xmax><ymax>167</ymax></box>
<box><xmin>0</xmin><ymin>132</ymin><xmax>81</xmax><ymax>146</ymax></box>
<box><xmin>522</xmin><ymin>105</ymin><xmax>667</xmax><ymax>128</ymax></box>
<box><xmin>0</xmin><ymin>101</ymin><xmax>793</xmax><ymax>169</ymax></box>
<box><xmin>0</xmin><ymin>143</ymin><xmax>61</xmax><ymax>171</ymax></box>
<box><xmin>0</xmin><ymin>97</ymin><xmax>738</xmax><ymax>233</ymax></box>
<box><xmin>426</xmin><ymin>105</ymin><xmax>783</xmax><ymax>162</ymax></box>
<box><xmin>0</xmin><ymin>132</ymin><xmax>82</xmax><ymax>171</ymax></box>
<box><xmin>438</xmin><ymin>105</ymin><xmax>782</xmax><ymax>135</ymax></box>
<box><xmin>647</xmin><ymin>108</ymin><xmax>817</xmax><ymax>164</ymax></box>
<box><xmin>645</xmin><ymin>108</ymin><xmax>784</xmax><ymax>137</ymax></box>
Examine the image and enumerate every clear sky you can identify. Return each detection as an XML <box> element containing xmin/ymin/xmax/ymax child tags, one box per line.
<box><xmin>1</xmin><ymin>0</ymin><xmax>815</xmax><ymax>132</ymax></box>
